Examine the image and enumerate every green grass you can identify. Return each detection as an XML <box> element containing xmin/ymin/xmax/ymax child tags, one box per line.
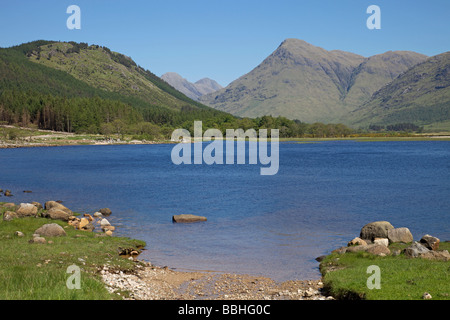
<box><xmin>0</xmin><ymin>206</ymin><xmax>145</xmax><ymax>300</ymax></box>
<box><xmin>320</xmin><ymin>242</ymin><xmax>450</xmax><ymax>300</ymax></box>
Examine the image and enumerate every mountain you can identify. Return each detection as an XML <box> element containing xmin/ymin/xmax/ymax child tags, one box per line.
<box><xmin>349</xmin><ymin>51</ymin><xmax>450</xmax><ymax>128</ymax></box>
<box><xmin>161</xmin><ymin>72</ymin><xmax>222</xmax><ymax>101</ymax></box>
<box><xmin>199</xmin><ymin>39</ymin><xmax>427</xmax><ymax>123</ymax></box>
<box><xmin>0</xmin><ymin>40</ymin><xmax>231</xmax><ymax>134</ymax></box>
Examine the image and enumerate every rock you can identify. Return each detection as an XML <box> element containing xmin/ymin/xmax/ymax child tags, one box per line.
<box><xmin>366</xmin><ymin>244</ymin><xmax>391</xmax><ymax>256</ymax></box>
<box><xmin>34</xmin><ymin>223</ymin><xmax>67</xmax><ymax>237</ymax></box>
<box><xmin>93</xmin><ymin>212</ymin><xmax>103</xmax><ymax>218</ymax></box>
<box><xmin>373</xmin><ymin>238</ymin><xmax>389</xmax><ymax>247</ymax></box>
<box><xmin>100</xmin><ymin>218</ymin><xmax>111</xmax><ymax>227</ymax></box>
<box><xmin>43</xmin><ymin>208</ymin><xmax>70</xmax><ymax>221</ymax></box>
<box><xmin>99</xmin><ymin>208</ymin><xmax>112</xmax><ymax>216</ymax></box>
<box><xmin>102</xmin><ymin>225</ymin><xmax>116</xmax><ymax>232</ymax></box>
<box><xmin>3</xmin><ymin>211</ymin><xmax>18</xmax><ymax>221</ymax></box>
<box><xmin>348</xmin><ymin>237</ymin><xmax>367</xmax><ymax>246</ymax></box>
<box><xmin>420</xmin><ymin>234</ymin><xmax>440</xmax><ymax>251</ymax></box>
<box><xmin>31</xmin><ymin>201</ymin><xmax>43</xmax><ymax>210</ymax></box>
<box><xmin>346</xmin><ymin>244</ymin><xmax>390</xmax><ymax>256</ymax></box>
<box><xmin>4</xmin><ymin>190</ymin><xmax>12</xmax><ymax>196</ymax></box>
<box><xmin>419</xmin><ymin>250</ymin><xmax>450</xmax><ymax>261</ymax></box>
<box><xmin>79</xmin><ymin>218</ymin><xmax>90</xmax><ymax>229</ymax></box>
<box><xmin>82</xmin><ymin>223</ymin><xmax>95</xmax><ymax>232</ymax></box>
<box><xmin>422</xmin><ymin>292</ymin><xmax>432</xmax><ymax>300</ymax></box>
<box><xmin>388</xmin><ymin>227</ymin><xmax>413</xmax><ymax>243</ymax></box>
<box><xmin>403</xmin><ymin>241</ymin><xmax>430</xmax><ymax>258</ymax></box>
<box><xmin>331</xmin><ymin>246</ymin><xmax>347</xmax><ymax>254</ymax></box>
<box><xmin>315</xmin><ymin>255</ymin><xmax>327</xmax><ymax>262</ymax></box>
<box><xmin>44</xmin><ymin>201</ymin><xmax>72</xmax><ymax>215</ymax></box>
<box><xmin>23</xmin><ymin>190</ymin><xmax>32</xmax><ymax>193</ymax></box>
<box><xmin>105</xmin><ymin>230</ymin><xmax>113</xmax><ymax>236</ymax></box>
<box><xmin>360</xmin><ymin>221</ymin><xmax>394</xmax><ymax>241</ymax></box>
<box><xmin>2</xmin><ymin>203</ymin><xmax>16</xmax><ymax>208</ymax></box>
<box><xmin>15</xmin><ymin>203</ymin><xmax>38</xmax><ymax>217</ymax></box>
<box><xmin>29</xmin><ymin>237</ymin><xmax>46</xmax><ymax>244</ymax></box>
<box><xmin>83</xmin><ymin>214</ymin><xmax>94</xmax><ymax>222</ymax></box>
<box><xmin>172</xmin><ymin>214</ymin><xmax>207</xmax><ymax>223</ymax></box>
<box><xmin>14</xmin><ymin>231</ymin><xmax>25</xmax><ymax>237</ymax></box>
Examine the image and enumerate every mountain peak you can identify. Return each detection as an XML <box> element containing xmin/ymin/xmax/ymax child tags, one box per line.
<box><xmin>161</xmin><ymin>72</ymin><xmax>221</xmax><ymax>101</ymax></box>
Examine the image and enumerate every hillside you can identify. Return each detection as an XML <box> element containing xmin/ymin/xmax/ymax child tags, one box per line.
<box><xmin>199</xmin><ymin>39</ymin><xmax>427</xmax><ymax>123</ymax></box>
<box><xmin>0</xmin><ymin>40</ymin><xmax>233</xmax><ymax>134</ymax></box>
<box><xmin>161</xmin><ymin>72</ymin><xmax>222</xmax><ymax>101</ymax></box>
<box><xmin>349</xmin><ymin>52</ymin><xmax>450</xmax><ymax>128</ymax></box>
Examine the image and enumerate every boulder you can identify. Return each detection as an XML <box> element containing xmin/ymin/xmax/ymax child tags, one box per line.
<box><xmin>348</xmin><ymin>237</ymin><xmax>367</xmax><ymax>246</ymax></box>
<box><xmin>34</xmin><ymin>223</ymin><xmax>67</xmax><ymax>237</ymax></box>
<box><xmin>388</xmin><ymin>227</ymin><xmax>413</xmax><ymax>243</ymax></box>
<box><xmin>82</xmin><ymin>223</ymin><xmax>95</xmax><ymax>232</ymax></box>
<box><xmin>16</xmin><ymin>203</ymin><xmax>38</xmax><ymax>217</ymax></box>
<box><xmin>100</xmin><ymin>218</ymin><xmax>111</xmax><ymax>227</ymax></box>
<box><xmin>14</xmin><ymin>231</ymin><xmax>24</xmax><ymax>237</ymax></box>
<box><xmin>403</xmin><ymin>242</ymin><xmax>430</xmax><ymax>258</ymax></box>
<box><xmin>360</xmin><ymin>221</ymin><xmax>394</xmax><ymax>241</ymax></box>
<box><xmin>3</xmin><ymin>211</ymin><xmax>18</xmax><ymax>221</ymax></box>
<box><xmin>44</xmin><ymin>201</ymin><xmax>72</xmax><ymax>215</ymax></box>
<box><xmin>98</xmin><ymin>208</ymin><xmax>112</xmax><ymax>216</ymax></box>
<box><xmin>420</xmin><ymin>234</ymin><xmax>440</xmax><ymax>251</ymax></box>
<box><xmin>4</xmin><ymin>190</ymin><xmax>12</xmax><ymax>196</ymax></box>
<box><xmin>31</xmin><ymin>202</ymin><xmax>43</xmax><ymax>210</ymax></box>
<box><xmin>172</xmin><ymin>214</ymin><xmax>207</xmax><ymax>223</ymax></box>
<box><xmin>43</xmin><ymin>208</ymin><xmax>70</xmax><ymax>221</ymax></box>
<box><xmin>366</xmin><ymin>244</ymin><xmax>391</xmax><ymax>256</ymax></box>
<box><xmin>419</xmin><ymin>250</ymin><xmax>450</xmax><ymax>261</ymax></box>
<box><xmin>373</xmin><ymin>238</ymin><xmax>389</xmax><ymax>247</ymax></box>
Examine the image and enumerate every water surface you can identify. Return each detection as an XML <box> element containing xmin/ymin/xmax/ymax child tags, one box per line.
<box><xmin>1</xmin><ymin>141</ymin><xmax>449</xmax><ymax>281</ymax></box>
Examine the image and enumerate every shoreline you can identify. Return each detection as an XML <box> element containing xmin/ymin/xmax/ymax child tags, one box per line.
<box><xmin>0</xmin><ymin>198</ymin><xmax>329</xmax><ymax>300</ymax></box>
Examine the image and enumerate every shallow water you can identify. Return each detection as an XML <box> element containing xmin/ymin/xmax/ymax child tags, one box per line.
<box><xmin>1</xmin><ymin>141</ymin><xmax>449</xmax><ymax>281</ymax></box>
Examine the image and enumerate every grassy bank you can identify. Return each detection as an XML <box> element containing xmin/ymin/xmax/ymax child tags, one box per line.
<box><xmin>319</xmin><ymin>242</ymin><xmax>450</xmax><ymax>300</ymax></box>
<box><xmin>0</xmin><ymin>203</ymin><xmax>145</xmax><ymax>299</ymax></box>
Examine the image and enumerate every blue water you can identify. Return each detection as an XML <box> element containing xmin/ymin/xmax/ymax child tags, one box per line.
<box><xmin>1</xmin><ymin>141</ymin><xmax>449</xmax><ymax>281</ymax></box>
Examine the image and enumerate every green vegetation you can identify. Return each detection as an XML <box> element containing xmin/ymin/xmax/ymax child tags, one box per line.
<box><xmin>0</xmin><ymin>204</ymin><xmax>145</xmax><ymax>299</ymax></box>
<box><xmin>320</xmin><ymin>242</ymin><xmax>450</xmax><ymax>300</ymax></box>
<box><xmin>351</xmin><ymin>52</ymin><xmax>450</xmax><ymax>129</ymax></box>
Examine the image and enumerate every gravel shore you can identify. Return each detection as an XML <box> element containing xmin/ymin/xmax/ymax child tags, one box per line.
<box><xmin>100</xmin><ymin>261</ymin><xmax>333</xmax><ymax>300</ymax></box>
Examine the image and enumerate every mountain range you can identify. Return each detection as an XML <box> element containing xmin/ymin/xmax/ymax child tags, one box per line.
<box><xmin>161</xmin><ymin>72</ymin><xmax>222</xmax><ymax>101</ymax></box>
<box><xmin>199</xmin><ymin>38</ymin><xmax>450</xmax><ymax>128</ymax></box>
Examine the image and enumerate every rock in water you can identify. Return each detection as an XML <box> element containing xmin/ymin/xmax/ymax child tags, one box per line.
<box><xmin>388</xmin><ymin>227</ymin><xmax>413</xmax><ymax>243</ymax></box>
<box><xmin>99</xmin><ymin>208</ymin><xmax>112</xmax><ymax>216</ymax></box>
<box><xmin>360</xmin><ymin>221</ymin><xmax>394</xmax><ymax>241</ymax></box>
<box><xmin>172</xmin><ymin>214</ymin><xmax>207</xmax><ymax>223</ymax></box>
<box><xmin>34</xmin><ymin>223</ymin><xmax>67</xmax><ymax>237</ymax></box>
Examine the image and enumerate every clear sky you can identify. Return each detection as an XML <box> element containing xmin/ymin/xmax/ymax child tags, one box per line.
<box><xmin>1</xmin><ymin>0</ymin><xmax>449</xmax><ymax>86</ymax></box>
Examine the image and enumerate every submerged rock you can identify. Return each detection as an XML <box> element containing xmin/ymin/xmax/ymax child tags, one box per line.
<box><xmin>172</xmin><ymin>214</ymin><xmax>207</xmax><ymax>223</ymax></box>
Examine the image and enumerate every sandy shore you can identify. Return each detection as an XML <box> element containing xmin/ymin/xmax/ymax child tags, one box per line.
<box><xmin>100</xmin><ymin>260</ymin><xmax>331</xmax><ymax>300</ymax></box>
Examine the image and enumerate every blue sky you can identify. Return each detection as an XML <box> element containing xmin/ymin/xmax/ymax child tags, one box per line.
<box><xmin>1</xmin><ymin>0</ymin><xmax>449</xmax><ymax>86</ymax></box>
